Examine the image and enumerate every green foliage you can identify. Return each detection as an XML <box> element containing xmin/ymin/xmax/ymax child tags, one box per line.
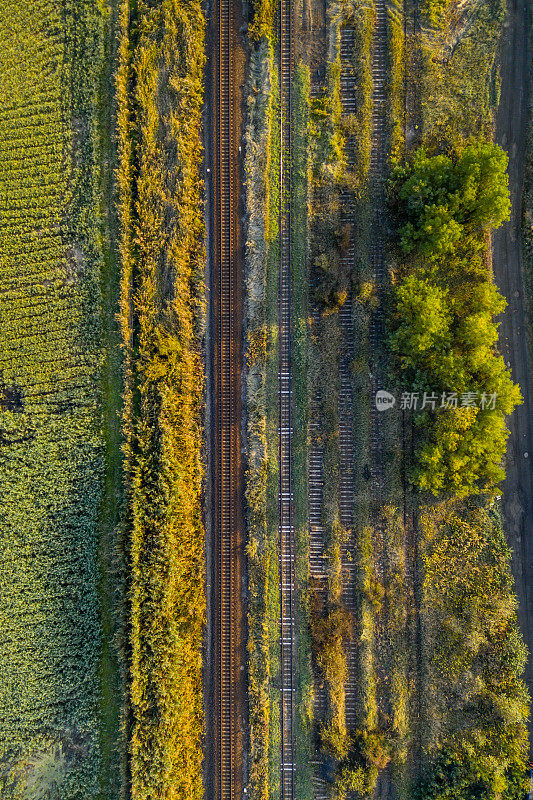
<box><xmin>313</xmin><ymin>596</ymin><xmax>351</xmax><ymax>735</ymax></box>
<box><xmin>117</xmin><ymin>1</ymin><xmax>206</xmax><ymax>798</ymax></box>
<box><xmin>0</xmin><ymin>1</ymin><xmax>105</xmax><ymax>797</ymax></box>
<box><xmin>417</xmin><ymin>741</ymin><xmax>529</xmax><ymax>800</ymax></box>
<box><xmin>391</xmin><ymin>274</ymin><xmax>452</xmax><ymax>357</ymax></box>
<box><xmin>334</xmin><ymin>729</ymin><xmax>391</xmax><ymax>798</ymax></box>
<box><xmin>421</xmin><ymin>0</ymin><xmax>453</xmax><ymax>29</ymax></box>
<box><xmin>389</xmin><ymin>144</ymin><xmax>521</xmax><ymax>496</ymax></box>
<box><xmin>249</xmin><ymin>0</ymin><xmax>278</xmax><ymax>40</ymax></box>
<box><xmin>401</xmin><ymin>2</ymin><xmax>527</xmax><ymax>797</ymax></box>
<box><xmin>394</xmin><ymin>143</ymin><xmax>510</xmax><ymax>258</ymax></box>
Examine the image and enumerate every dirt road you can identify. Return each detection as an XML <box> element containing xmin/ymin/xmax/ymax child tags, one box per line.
<box><xmin>492</xmin><ymin>0</ymin><xmax>533</xmax><ymax>748</ymax></box>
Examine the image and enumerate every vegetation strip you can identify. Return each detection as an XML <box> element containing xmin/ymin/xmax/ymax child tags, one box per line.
<box><xmin>387</xmin><ymin>0</ymin><xmax>531</xmax><ymax>793</ymax></box>
<box><xmin>244</xmin><ymin>26</ymin><xmax>279</xmax><ymax>798</ymax></box>
<box><xmin>389</xmin><ymin>143</ymin><xmax>521</xmax><ymax>497</ymax></box>
<box><xmin>116</xmin><ymin>1</ymin><xmax>206</xmax><ymax>797</ymax></box>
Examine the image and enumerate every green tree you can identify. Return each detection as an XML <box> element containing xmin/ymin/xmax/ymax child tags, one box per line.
<box><xmin>392</xmin><ymin>142</ymin><xmax>511</xmax><ymax>259</ymax></box>
<box><xmin>417</xmin><ymin>408</ymin><xmax>507</xmax><ymax>496</ymax></box>
<box><xmin>400</xmin><ymin>204</ymin><xmax>463</xmax><ymax>259</ymax></box>
<box><xmin>390</xmin><ymin>274</ymin><xmax>452</xmax><ymax>367</ymax></box>
<box><xmin>457</xmin><ymin>141</ymin><xmax>511</xmax><ymax>229</ymax></box>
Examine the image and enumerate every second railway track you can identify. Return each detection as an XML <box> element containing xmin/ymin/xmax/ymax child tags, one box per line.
<box><xmin>278</xmin><ymin>0</ymin><xmax>296</xmax><ymax>796</ymax></box>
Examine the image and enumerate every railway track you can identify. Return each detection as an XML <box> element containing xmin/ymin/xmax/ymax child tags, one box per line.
<box><xmin>308</xmin><ymin>30</ymin><xmax>327</xmax><ymax>800</ymax></box>
<box><xmin>309</xmin><ymin>379</ymin><xmax>328</xmax><ymax>800</ymax></box>
<box><xmin>278</xmin><ymin>0</ymin><xmax>295</xmax><ymax>795</ymax></box>
<box><xmin>368</xmin><ymin>0</ymin><xmax>388</xmax><ymax>450</ymax></box>
<box><xmin>212</xmin><ymin>0</ymin><xmax>244</xmax><ymax>795</ymax></box>
<box><xmin>339</xmin><ymin>26</ymin><xmax>358</xmax><ymax>742</ymax></box>
<box><xmin>337</xmin><ymin>0</ymin><xmax>389</xmax><ymax>775</ymax></box>
<box><xmin>368</xmin><ymin>0</ymin><xmax>395</xmax><ymax>793</ymax></box>
<box><xmin>307</xmin><ymin>29</ymin><xmax>360</xmax><ymax>800</ymax></box>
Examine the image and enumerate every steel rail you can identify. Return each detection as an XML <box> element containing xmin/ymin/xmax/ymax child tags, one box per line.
<box><xmin>278</xmin><ymin>0</ymin><xmax>295</xmax><ymax>797</ymax></box>
<box><xmin>216</xmin><ymin>0</ymin><xmax>237</xmax><ymax>794</ymax></box>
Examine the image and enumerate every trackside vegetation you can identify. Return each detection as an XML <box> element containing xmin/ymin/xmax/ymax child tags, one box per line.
<box><xmin>116</xmin><ymin>0</ymin><xmax>206</xmax><ymax>797</ymax></box>
<box><xmin>308</xmin><ymin>47</ymin><xmax>354</xmax><ymax>790</ymax></box>
<box><xmin>389</xmin><ymin>142</ymin><xmax>521</xmax><ymax>497</ymax></box>
<box><xmin>0</xmin><ymin>1</ymin><xmax>106</xmax><ymax>798</ymax></box>
<box><xmin>418</xmin><ymin>502</ymin><xmax>529</xmax><ymax>799</ymax></box>
<box><xmin>244</xmin><ymin>3</ymin><xmax>316</xmax><ymax>796</ymax></box>
<box><xmin>244</xmin><ymin>29</ymin><xmax>280</xmax><ymax>798</ymax></box>
<box><xmin>414</xmin><ymin>0</ymin><xmax>504</xmax><ymax>148</ymax></box>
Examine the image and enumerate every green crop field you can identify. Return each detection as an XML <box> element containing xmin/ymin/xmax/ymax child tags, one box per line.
<box><xmin>0</xmin><ymin>1</ymin><xmax>106</xmax><ymax>797</ymax></box>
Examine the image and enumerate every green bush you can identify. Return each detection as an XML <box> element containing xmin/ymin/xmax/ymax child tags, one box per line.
<box><xmin>394</xmin><ymin>143</ymin><xmax>510</xmax><ymax>258</ymax></box>
<box><xmin>335</xmin><ymin>729</ymin><xmax>391</xmax><ymax>798</ymax></box>
<box><xmin>416</xmin><ymin>737</ymin><xmax>529</xmax><ymax>800</ymax></box>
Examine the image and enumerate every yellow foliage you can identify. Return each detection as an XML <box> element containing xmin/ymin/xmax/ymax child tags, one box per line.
<box><xmin>117</xmin><ymin>1</ymin><xmax>206</xmax><ymax>797</ymax></box>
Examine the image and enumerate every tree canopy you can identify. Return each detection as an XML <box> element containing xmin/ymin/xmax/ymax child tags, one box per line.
<box><xmin>394</xmin><ymin>143</ymin><xmax>510</xmax><ymax>259</ymax></box>
<box><xmin>389</xmin><ymin>142</ymin><xmax>520</xmax><ymax>497</ymax></box>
